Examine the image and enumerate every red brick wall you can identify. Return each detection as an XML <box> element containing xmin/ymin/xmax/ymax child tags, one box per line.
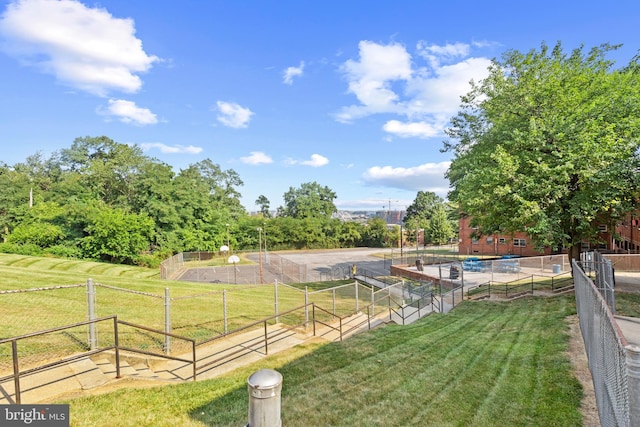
<box><xmin>457</xmin><ymin>216</ymin><xmax>550</xmax><ymax>257</ymax></box>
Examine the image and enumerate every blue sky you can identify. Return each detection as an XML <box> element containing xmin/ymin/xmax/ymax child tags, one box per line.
<box><xmin>1</xmin><ymin>1</ymin><xmax>639</xmax><ymax>213</ymax></box>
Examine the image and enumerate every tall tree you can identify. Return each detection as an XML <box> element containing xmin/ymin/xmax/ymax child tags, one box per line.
<box><xmin>255</xmin><ymin>195</ymin><xmax>271</xmax><ymax>218</ymax></box>
<box><xmin>281</xmin><ymin>181</ymin><xmax>337</xmax><ymax>219</ymax></box>
<box><xmin>426</xmin><ymin>203</ymin><xmax>455</xmax><ymax>245</ymax></box>
<box><xmin>444</xmin><ymin>43</ymin><xmax>640</xmax><ymax>261</ymax></box>
<box><xmin>404</xmin><ymin>191</ymin><xmax>443</xmax><ymax>225</ymax></box>
<box><xmin>403</xmin><ymin>191</ymin><xmax>444</xmax><ymax>243</ymax></box>
<box><xmin>60</xmin><ymin>136</ymin><xmax>149</xmax><ymax>206</ymax></box>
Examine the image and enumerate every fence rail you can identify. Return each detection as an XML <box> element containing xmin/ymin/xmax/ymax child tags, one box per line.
<box><xmin>465</xmin><ymin>272</ymin><xmax>573</xmax><ymax>300</ymax></box>
<box><xmin>0</xmin><ymin>315</ymin><xmax>197</xmax><ymax>404</ymax></box>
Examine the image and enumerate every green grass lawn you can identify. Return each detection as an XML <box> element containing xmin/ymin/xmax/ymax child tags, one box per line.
<box><xmin>616</xmin><ymin>291</ymin><xmax>640</xmax><ymax>317</ymax></box>
<box><xmin>61</xmin><ymin>295</ymin><xmax>583</xmax><ymax>427</ymax></box>
<box><xmin>0</xmin><ymin>254</ymin><xmax>370</xmax><ymax>369</ymax></box>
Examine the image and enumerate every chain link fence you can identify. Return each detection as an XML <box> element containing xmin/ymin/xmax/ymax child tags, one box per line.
<box><xmin>574</xmin><ymin>254</ymin><xmax>640</xmax><ymax>426</ymax></box>
<box><xmin>0</xmin><ymin>278</ymin><xmax>375</xmax><ymax>370</ymax></box>
<box><xmin>160</xmin><ymin>252</ymin><xmax>184</xmax><ymax>279</ymax></box>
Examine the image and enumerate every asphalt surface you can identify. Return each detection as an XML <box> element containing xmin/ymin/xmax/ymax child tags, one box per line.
<box><xmin>177</xmin><ymin>248</ymin><xmax>395</xmax><ymax>284</ymax></box>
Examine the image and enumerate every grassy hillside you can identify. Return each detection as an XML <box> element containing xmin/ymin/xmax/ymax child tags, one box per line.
<box><xmin>0</xmin><ymin>254</ymin><xmax>365</xmax><ymax>342</ymax></box>
<box><xmin>62</xmin><ymin>295</ymin><xmax>583</xmax><ymax>427</ymax></box>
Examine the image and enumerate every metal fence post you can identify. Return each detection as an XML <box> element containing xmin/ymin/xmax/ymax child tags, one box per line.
<box><xmin>371</xmin><ymin>286</ymin><xmax>375</xmax><ymax>316</ymax></box>
<box><xmin>627</xmin><ymin>344</ymin><xmax>640</xmax><ymax>427</ymax></box>
<box><xmin>452</xmin><ymin>285</ymin><xmax>455</xmax><ymax>307</ymax></box>
<box><xmin>164</xmin><ymin>287</ymin><xmax>171</xmax><ymax>354</ymax></box>
<box><xmin>355</xmin><ymin>282</ymin><xmax>359</xmax><ymax>312</ymax></box>
<box><xmin>12</xmin><ymin>340</ymin><xmax>21</xmax><ymax>404</ymax></box>
<box><xmin>332</xmin><ymin>289</ymin><xmax>336</xmax><ymax>315</ymax></box>
<box><xmin>304</xmin><ymin>286</ymin><xmax>308</xmax><ymax>327</ymax></box>
<box><xmin>274</xmin><ymin>281</ymin><xmax>279</xmax><ymax>323</ymax></box>
<box><xmin>223</xmin><ymin>289</ymin><xmax>228</xmax><ymax>335</ymax></box>
<box><xmin>247</xmin><ymin>369</ymin><xmax>283</xmax><ymax>427</ymax></box>
<box><xmin>87</xmin><ymin>278</ymin><xmax>97</xmax><ymax>350</ymax></box>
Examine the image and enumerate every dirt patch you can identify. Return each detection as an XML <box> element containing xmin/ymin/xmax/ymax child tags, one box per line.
<box><xmin>566</xmin><ymin>315</ymin><xmax>599</xmax><ymax>426</ymax></box>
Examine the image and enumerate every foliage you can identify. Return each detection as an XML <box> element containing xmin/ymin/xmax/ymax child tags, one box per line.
<box><xmin>404</xmin><ymin>191</ymin><xmax>457</xmax><ymax>245</ymax></box>
<box><xmin>2</xmin><ymin>137</ymin><xmax>250</xmax><ymax>264</ymax></box>
<box><xmin>426</xmin><ymin>203</ymin><xmax>455</xmax><ymax>245</ymax></box>
<box><xmin>361</xmin><ymin>217</ymin><xmax>389</xmax><ymax>247</ymax></box>
<box><xmin>404</xmin><ymin>190</ymin><xmax>442</xmax><ymax>227</ymax></box>
<box><xmin>281</xmin><ymin>181</ymin><xmax>337</xmax><ymax>219</ymax></box>
<box><xmin>2</xmin><ymin>137</ymin><xmax>397</xmax><ymax>265</ymax></box>
<box><xmin>80</xmin><ymin>204</ymin><xmax>155</xmax><ymax>264</ymax></box>
<box><xmin>445</xmin><ymin>43</ymin><xmax>640</xmax><ymax>260</ymax></box>
<box><xmin>255</xmin><ymin>194</ymin><xmax>271</xmax><ymax>218</ymax></box>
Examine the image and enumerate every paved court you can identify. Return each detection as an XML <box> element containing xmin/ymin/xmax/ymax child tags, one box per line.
<box><xmin>177</xmin><ymin>248</ymin><xmax>395</xmax><ymax>284</ymax></box>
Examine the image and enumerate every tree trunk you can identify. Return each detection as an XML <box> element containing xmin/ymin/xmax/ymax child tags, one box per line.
<box><xmin>568</xmin><ymin>244</ymin><xmax>581</xmax><ymax>265</ymax></box>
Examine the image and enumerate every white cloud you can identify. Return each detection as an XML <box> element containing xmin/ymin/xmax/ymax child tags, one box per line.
<box><xmin>0</xmin><ymin>0</ymin><xmax>159</xmax><ymax>96</ymax></box>
<box><xmin>336</xmin><ymin>41</ymin><xmax>412</xmax><ymax>122</ymax></box>
<box><xmin>362</xmin><ymin>161</ymin><xmax>451</xmax><ymax>195</ymax></box>
<box><xmin>100</xmin><ymin>99</ymin><xmax>157</xmax><ymax>125</ymax></box>
<box><xmin>383</xmin><ymin>120</ymin><xmax>441</xmax><ymax>139</ymax></box>
<box><xmin>286</xmin><ymin>153</ymin><xmax>329</xmax><ymax>167</ymax></box>
<box><xmin>240</xmin><ymin>151</ymin><xmax>273</xmax><ymax>165</ymax></box>
<box><xmin>301</xmin><ymin>154</ymin><xmax>329</xmax><ymax>167</ymax></box>
<box><xmin>216</xmin><ymin>101</ymin><xmax>254</xmax><ymax>128</ymax></box>
<box><xmin>416</xmin><ymin>41</ymin><xmax>470</xmax><ymax>68</ymax></box>
<box><xmin>139</xmin><ymin>143</ymin><xmax>203</xmax><ymax>154</ymax></box>
<box><xmin>336</xmin><ymin>40</ymin><xmax>493</xmax><ymax>136</ymax></box>
<box><xmin>405</xmin><ymin>57</ymin><xmax>492</xmax><ymax>116</ymax></box>
<box><xmin>283</xmin><ymin>61</ymin><xmax>304</xmax><ymax>85</ymax></box>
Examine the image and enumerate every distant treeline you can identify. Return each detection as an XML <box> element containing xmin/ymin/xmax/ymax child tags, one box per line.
<box><xmin>0</xmin><ymin>136</ymin><xmax>400</xmax><ymax>267</ymax></box>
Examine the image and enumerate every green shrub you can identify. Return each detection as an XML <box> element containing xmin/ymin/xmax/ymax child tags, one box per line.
<box><xmin>43</xmin><ymin>244</ymin><xmax>83</xmax><ymax>259</ymax></box>
<box><xmin>0</xmin><ymin>242</ymin><xmax>43</xmax><ymax>256</ymax></box>
<box><xmin>134</xmin><ymin>253</ymin><xmax>162</xmax><ymax>269</ymax></box>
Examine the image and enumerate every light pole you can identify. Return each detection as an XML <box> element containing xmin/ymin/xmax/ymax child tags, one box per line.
<box><xmin>228</xmin><ymin>255</ymin><xmax>240</xmax><ymax>284</ymax></box>
<box><xmin>257</xmin><ymin>227</ymin><xmax>263</xmax><ymax>284</ymax></box>
<box><xmin>400</xmin><ymin>224</ymin><xmax>404</xmax><ymax>258</ymax></box>
<box><xmin>263</xmin><ymin>222</ymin><xmax>269</xmax><ymax>263</ymax></box>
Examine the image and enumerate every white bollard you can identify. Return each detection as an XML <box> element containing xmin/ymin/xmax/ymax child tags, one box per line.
<box><xmin>247</xmin><ymin>369</ymin><xmax>283</xmax><ymax>427</ymax></box>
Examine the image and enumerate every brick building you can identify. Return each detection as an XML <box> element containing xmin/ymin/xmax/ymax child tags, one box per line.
<box><xmin>614</xmin><ymin>212</ymin><xmax>640</xmax><ymax>253</ymax></box>
<box><xmin>457</xmin><ymin>215</ymin><xmax>634</xmax><ymax>256</ymax></box>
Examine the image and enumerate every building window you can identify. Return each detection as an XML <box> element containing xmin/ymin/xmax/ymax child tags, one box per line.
<box><xmin>498</xmin><ymin>238</ymin><xmax>506</xmax><ymax>244</ymax></box>
<box><xmin>486</xmin><ymin>237</ymin><xmax>493</xmax><ymax>244</ymax></box>
<box><xmin>472</xmin><ymin>238</ymin><xmax>479</xmax><ymax>245</ymax></box>
<box><xmin>514</xmin><ymin>239</ymin><xmax>526</xmax><ymax>247</ymax></box>
<box><xmin>598</xmin><ymin>225</ymin><xmax>608</xmax><ymax>232</ymax></box>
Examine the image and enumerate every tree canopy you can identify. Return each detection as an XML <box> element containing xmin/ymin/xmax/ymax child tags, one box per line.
<box><xmin>404</xmin><ymin>191</ymin><xmax>443</xmax><ymax>227</ymax></box>
<box><xmin>1</xmin><ymin>138</ymin><xmax>398</xmax><ymax>265</ymax></box>
<box><xmin>445</xmin><ymin>43</ymin><xmax>640</xmax><ymax>260</ymax></box>
<box><xmin>280</xmin><ymin>181</ymin><xmax>337</xmax><ymax>219</ymax></box>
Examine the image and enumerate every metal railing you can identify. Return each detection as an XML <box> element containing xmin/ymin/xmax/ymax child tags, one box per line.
<box><xmin>1</xmin><ymin>281</ymin><xmax>467</xmax><ymax>404</ymax></box>
<box><xmin>466</xmin><ymin>273</ymin><xmax>573</xmax><ymax>300</ymax></box>
<box><xmin>196</xmin><ymin>304</ymin><xmax>310</xmax><ymax>374</ymax></box>
<box><xmin>0</xmin><ymin>316</ymin><xmax>196</xmax><ymax>404</ymax></box>
<box><xmin>388</xmin><ymin>294</ymin><xmax>434</xmax><ymax>325</ymax></box>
